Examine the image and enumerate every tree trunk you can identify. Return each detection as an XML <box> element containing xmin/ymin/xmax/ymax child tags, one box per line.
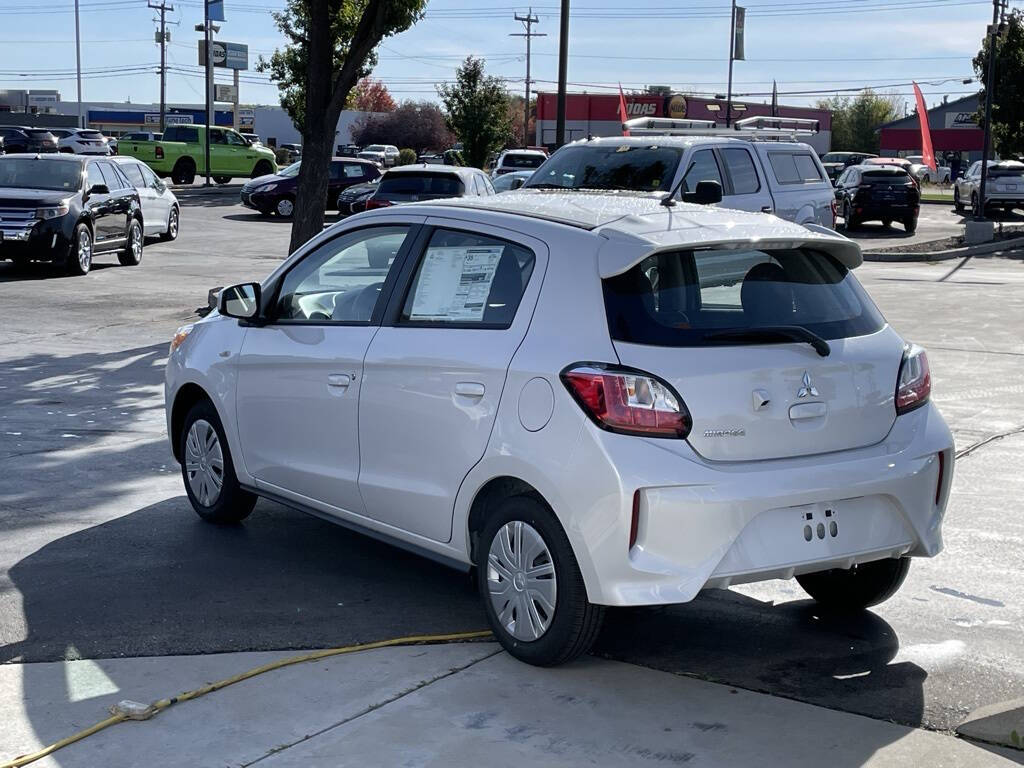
<box><xmin>289</xmin><ymin>109</ymin><xmax>337</xmax><ymax>253</ymax></box>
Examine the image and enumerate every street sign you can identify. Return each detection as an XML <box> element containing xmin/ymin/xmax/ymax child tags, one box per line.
<box><xmin>214</xmin><ymin>84</ymin><xmax>238</xmax><ymax>102</ymax></box>
<box><xmin>198</xmin><ymin>40</ymin><xmax>248</xmax><ymax>70</ymax></box>
<box><xmin>208</xmin><ymin>0</ymin><xmax>225</xmax><ymax>21</ymax></box>
<box><xmin>146</xmin><ymin>113</ymin><xmax>193</xmax><ymax>125</ymax></box>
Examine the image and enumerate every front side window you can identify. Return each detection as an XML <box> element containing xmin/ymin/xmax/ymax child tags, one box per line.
<box><xmin>525</xmin><ymin>144</ymin><xmax>682</xmax><ymax>191</ymax></box>
<box><xmin>603</xmin><ymin>248</ymin><xmax>884</xmax><ymax>346</ymax></box>
<box><xmin>275</xmin><ymin>226</ymin><xmax>411</xmax><ymax>323</ymax></box>
<box><xmin>97</xmin><ymin>161</ymin><xmax>126</xmax><ymax>190</ymax></box>
<box><xmin>720</xmin><ymin>148</ymin><xmax>760</xmax><ymax>194</ymax></box>
<box><xmin>86</xmin><ymin>162</ymin><xmax>104</xmax><ymax>191</ymax></box>
<box><xmin>681</xmin><ymin>149</ymin><xmax>723</xmax><ymax>194</ymax></box>
<box><xmin>209</xmin><ymin>129</ymin><xmax>227</xmax><ymax>145</ymax></box>
<box><xmin>400</xmin><ymin>229</ymin><xmax>536</xmax><ymax>328</ymax></box>
<box><xmin>224</xmin><ymin>130</ymin><xmax>247</xmax><ymax>146</ymax></box>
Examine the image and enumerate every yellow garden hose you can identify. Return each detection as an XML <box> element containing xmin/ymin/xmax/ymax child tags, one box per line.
<box><xmin>1</xmin><ymin>630</ymin><xmax>493</xmax><ymax>768</ymax></box>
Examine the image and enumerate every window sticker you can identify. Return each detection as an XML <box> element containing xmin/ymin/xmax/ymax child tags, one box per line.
<box><xmin>410</xmin><ymin>246</ymin><xmax>505</xmax><ymax>321</ymax></box>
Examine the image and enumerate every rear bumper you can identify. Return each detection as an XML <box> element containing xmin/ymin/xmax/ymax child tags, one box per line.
<box><xmin>853</xmin><ymin>203</ymin><xmax>917</xmax><ymax>219</ymax></box>
<box><xmin>561</xmin><ymin>400</ymin><xmax>953</xmax><ymax>606</ymax></box>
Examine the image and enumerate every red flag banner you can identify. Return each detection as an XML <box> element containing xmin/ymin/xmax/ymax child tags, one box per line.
<box><xmin>618</xmin><ymin>83</ymin><xmax>630</xmax><ymax>136</ymax></box>
<box><xmin>912</xmin><ymin>82</ymin><xmax>936</xmax><ymax>172</ymax></box>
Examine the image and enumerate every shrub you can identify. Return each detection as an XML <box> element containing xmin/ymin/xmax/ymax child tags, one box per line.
<box><xmin>398</xmin><ymin>148</ymin><xmax>417</xmax><ymax>165</ymax></box>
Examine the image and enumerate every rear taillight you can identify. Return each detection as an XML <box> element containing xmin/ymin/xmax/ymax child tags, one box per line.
<box><xmin>895</xmin><ymin>344</ymin><xmax>930</xmax><ymax>415</ymax></box>
<box><xmin>155</xmin><ymin>146</ymin><xmax>164</xmax><ymax>160</ymax></box>
<box><xmin>364</xmin><ymin>198</ymin><xmax>392</xmax><ymax>210</ymax></box>
<box><xmin>561</xmin><ymin>364</ymin><xmax>691</xmax><ymax>438</ymax></box>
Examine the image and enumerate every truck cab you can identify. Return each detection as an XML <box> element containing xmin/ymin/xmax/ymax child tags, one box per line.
<box><xmin>119</xmin><ymin>124</ymin><xmax>277</xmax><ymax>185</ymax></box>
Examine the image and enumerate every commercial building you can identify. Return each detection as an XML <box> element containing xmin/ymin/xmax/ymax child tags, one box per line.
<box><xmin>877</xmin><ymin>94</ymin><xmax>985</xmax><ymax>163</ymax></box>
<box><xmin>535</xmin><ymin>91</ymin><xmax>833</xmax><ymax>154</ymax></box>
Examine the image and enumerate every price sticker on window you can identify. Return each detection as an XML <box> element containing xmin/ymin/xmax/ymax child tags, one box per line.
<box><xmin>409</xmin><ymin>246</ymin><xmax>505</xmax><ymax>322</ymax></box>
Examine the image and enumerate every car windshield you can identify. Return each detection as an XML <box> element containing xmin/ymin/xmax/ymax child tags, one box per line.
<box><xmin>524</xmin><ymin>144</ymin><xmax>682</xmax><ymax>191</ymax></box>
<box><xmin>501</xmin><ymin>153</ymin><xmax>545</xmax><ymax>169</ymax></box>
<box><xmin>603</xmin><ymin>248</ymin><xmax>884</xmax><ymax>346</ymax></box>
<box><xmin>278</xmin><ymin>162</ymin><xmax>301</xmax><ymax>178</ymax></box>
<box><xmin>0</xmin><ymin>157</ymin><xmax>80</xmax><ymax>191</ymax></box>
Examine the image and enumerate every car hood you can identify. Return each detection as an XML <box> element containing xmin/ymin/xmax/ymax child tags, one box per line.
<box><xmin>246</xmin><ymin>173</ymin><xmax>289</xmax><ymax>188</ymax></box>
<box><xmin>0</xmin><ymin>187</ymin><xmax>73</xmax><ymax>207</ymax></box>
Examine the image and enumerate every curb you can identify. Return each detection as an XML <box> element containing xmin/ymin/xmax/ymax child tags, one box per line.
<box><xmin>955</xmin><ymin>698</ymin><xmax>1024</xmax><ymax>753</ymax></box>
<box><xmin>864</xmin><ymin>233</ymin><xmax>1024</xmax><ymax>262</ymax></box>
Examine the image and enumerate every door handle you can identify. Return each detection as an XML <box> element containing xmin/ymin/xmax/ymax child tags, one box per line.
<box><xmin>761</xmin><ymin>206</ymin><xmax>774</xmax><ymax>213</ymax></box>
<box><xmin>327</xmin><ymin>373</ymin><xmax>352</xmax><ymax>388</ymax></box>
<box><xmin>454</xmin><ymin>381</ymin><xmax>485</xmax><ymax>398</ymax></box>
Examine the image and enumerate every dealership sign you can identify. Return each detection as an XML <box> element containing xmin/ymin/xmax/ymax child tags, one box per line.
<box><xmin>198</xmin><ymin>41</ymin><xmax>249</xmax><ymax>70</ymax></box>
<box><xmin>145</xmin><ymin>113</ymin><xmax>194</xmax><ymax>125</ymax></box>
<box><xmin>945</xmin><ymin>111</ymin><xmax>977</xmax><ymax>129</ymax></box>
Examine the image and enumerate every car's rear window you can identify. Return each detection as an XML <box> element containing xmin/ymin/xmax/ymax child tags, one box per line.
<box><xmin>26</xmin><ymin>129</ymin><xmax>54</xmax><ymax>138</ymax></box>
<box><xmin>525</xmin><ymin>144</ymin><xmax>683</xmax><ymax>191</ymax></box>
<box><xmin>862</xmin><ymin>170</ymin><xmax>911</xmax><ymax>184</ymax></box>
<box><xmin>378</xmin><ymin>172</ymin><xmax>462</xmax><ymax>196</ymax></box>
<box><xmin>603</xmin><ymin>248</ymin><xmax>884</xmax><ymax>346</ymax></box>
<box><xmin>501</xmin><ymin>153</ymin><xmax>545</xmax><ymax>169</ymax></box>
<box><xmin>989</xmin><ymin>163</ymin><xmax>1024</xmax><ymax>178</ymax></box>
<box><xmin>78</xmin><ymin>130</ymin><xmax>104</xmax><ymax>140</ymax></box>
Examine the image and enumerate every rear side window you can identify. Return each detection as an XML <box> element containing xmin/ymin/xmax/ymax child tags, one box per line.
<box><xmin>768</xmin><ymin>152</ymin><xmax>824</xmax><ymax>184</ymax></box>
<box><xmin>119</xmin><ymin>162</ymin><xmax>146</xmax><ymax>187</ymax></box>
<box><xmin>720</xmin><ymin>148</ymin><xmax>760</xmax><ymax>194</ymax></box>
<box><xmin>164</xmin><ymin>126</ymin><xmax>199</xmax><ymax>143</ymax></box>
<box><xmin>400</xmin><ymin>229</ymin><xmax>536</xmax><ymax>328</ymax></box>
<box><xmin>603</xmin><ymin>248</ymin><xmax>884</xmax><ymax>346</ymax></box>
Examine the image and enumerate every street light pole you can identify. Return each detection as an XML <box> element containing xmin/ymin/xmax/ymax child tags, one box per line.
<box><xmin>555</xmin><ymin>0</ymin><xmax>569</xmax><ymax>147</ymax></box>
<box><xmin>976</xmin><ymin>0</ymin><xmax>1007</xmax><ymax>220</ymax></box>
<box><xmin>74</xmin><ymin>0</ymin><xmax>83</xmax><ymax>128</ymax></box>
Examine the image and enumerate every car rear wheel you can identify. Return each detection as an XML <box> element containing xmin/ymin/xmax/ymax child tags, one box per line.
<box><xmin>179</xmin><ymin>400</ymin><xmax>256</xmax><ymax>524</ymax></box>
<box><xmin>172</xmin><ymin>159</ymin><xmax>196</xmax><ymax>185</ymax></box>
<box><xmin>478</xmin><ymin>495</ymin><xmax>604</xmax><ymax>666</ymax></box>
<box><xmin>903</xmin><ymin>216</ymin><xmax>917</xmax><ymax>234</ymax></box>
<box><xmin>796</xmin><ymin>557</ymin><xmax>911</xmax><ymax>610</ymax></box>
<box><xmin>66</xmin><ymin>223</ymin><xmax>92</xmax><ymax>275</ymax></box>
<box><xmin>160</xmin><ymin>206</ymin><xmax>179</xmax><ymax>241</ymax></box>
<box><xmin>843</xmin><ymin>201</ymin><xmax>858</xmax><ymax>231</ymax></box>
<box><xmin>117</xmin><ymin>219</ymin><xmax>144</xmax><ymax>266</ymax></box>
<box><xmin>275</xmin><ymin>197</ymin><xmax>295</xmax><ymax>218</ymax></box>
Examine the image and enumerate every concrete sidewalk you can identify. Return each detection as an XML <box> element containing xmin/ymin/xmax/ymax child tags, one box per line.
<box><xmin>1</xmin><ymin>643</ymin><xmax>1019</xmax><ymax>767</ymax></box>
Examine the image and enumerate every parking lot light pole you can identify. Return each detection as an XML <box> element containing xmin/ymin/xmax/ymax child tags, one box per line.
<box><xmin>74</xmin><ymin>0</ymin><xmax>83</xmax><ymax>128</ymax></box>
<box><xmin>976</xmin><ymin>0</ymin><xmax>1007</xmax><ymax>220</ymax></box>
<box><xmin>555</xmin><ymin>0</ymin><xmax>569</xmax><ymax>147</ymax></box>
<box><xmin>204</xmin><ymin>0</ymin><xmax>213</xmax><ymax>187</ymax></box>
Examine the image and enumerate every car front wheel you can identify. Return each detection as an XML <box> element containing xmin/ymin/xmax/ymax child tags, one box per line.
<box><xmin>179</xmin><ymin>400</ymin><xmax>256</xmax><ymax>524</ymax></box>
<box><xmin>478</xmin><ymin>495</ymin><xmax>604</xmax><ymax>666</ymax></box>
<box><xmin>796</xmin><ymin>556</ymin><xmax>911</xmax><ymax>610</ymax></box>
<box><xmin>66</xmin><ymin>222</ymin><xmax>92</xmax><ymax>275</ymax></box>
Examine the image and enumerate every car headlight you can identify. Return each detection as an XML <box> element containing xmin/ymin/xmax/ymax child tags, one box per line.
<box><xmin>258</xmin><ymin>183</ymin><xmax>278</xmax><ymax>192</ymax></box>
<box><xmin>170</xmin><ymin>324</ymin><xmax>194</xmax><ymax>353</ymax></box>
<box><xmin>36</xmin><ymin>204</ymin><xmax>70</xmax><ymax>220</ymax></box>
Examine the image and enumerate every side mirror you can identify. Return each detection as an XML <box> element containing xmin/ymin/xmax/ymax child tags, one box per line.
<box><xmin>683</xmin><ymin>180</ymin><xmax>723</xmax><ymax>205</ymax></box>
<box><xmin>510</xmin><ymin>177</ymin><xmax>526</xmax><ymax>190</ymax></box>
<box><xmin>87</xmin><ymin>183</ymin><xmax>109</xmax><ymax>196</ymax></box>
<box><xmin>219</xmin><ymin>282</ymin><xmax>261</xmax><ymax>320</ymax></box>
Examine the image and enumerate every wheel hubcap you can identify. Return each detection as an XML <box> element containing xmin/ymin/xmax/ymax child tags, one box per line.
<box><xmin>169</xmin><ymin>209</ymin><xmax>178</xmax><ymax>237</ymax></box>
<box><xmin>131</xmin><ymin>224</ymin><xmax>142</xmax><ymax>259</ymax></box>
<box><xmin>185</xmin><ymin>419</ymin><xmax>224</xmax><ymax>507</ymax></box>
<box><xmin>77</xmin><ymin>229</ymin><xmax>91</xmax><ymax>271</ymax></box>
<box><xmin>487</xmin><ymin>521</ymin><xmax>557</xmax><ymax>642</ymax></box>
<box><xmin>278</xmin><ymin>199</ymin><xmax>294</xmax><ymax>216</ymax></box>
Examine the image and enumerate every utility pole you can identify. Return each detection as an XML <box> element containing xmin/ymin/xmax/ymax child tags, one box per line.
<box><xmin>510</xmin><ymin>8</ymin><xmax>545</xmax><ymax>147</ymax></box>
<box><xmin>149</xmin><ymin>0</ymin><xmax>174</xmax><ymax>134</ymax></box>
<box><xmin>74</xmin><ymin>0</ymin><xmax>83</xmax><ymax>128</ymax></box>
<box><xmin>555</xmin><ymin>0</ymin><xmax>569</xmax><ymax>146</ymax></box>
<box><xmin>725</xmin><ymin>0</ymin><xmax>736</xmax><ymax>127</ymax></box>
<box><xmin>203</xmin><ymin>0</ymin><xmax>213</xmax><ymax>186</ymax></box>
<box><xmin>977</xmin><ymin>0</ymin><xmax>1008</xmax><ymax>220</ymax></box>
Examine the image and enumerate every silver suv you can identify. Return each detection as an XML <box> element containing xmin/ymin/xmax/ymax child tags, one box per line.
<box><xmin>525</xmin><ymin>130</ymin><xmax>836</xmax><ymax>228</ymax></box>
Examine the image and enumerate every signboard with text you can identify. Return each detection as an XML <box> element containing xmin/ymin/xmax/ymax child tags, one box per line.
<box><xmin>945</xmin><ymin>111</ymin><xmax>977</xmax><ymax>129</ymax></box>
<box><xmin>145</xmin><ymin>113</ymin><xmax>194</xmax><ymax>125</ymax></box>
<box><xmin>198</xmin><ymin>40</ymin><xmax>248</xmax><ymax>70</ymax></box>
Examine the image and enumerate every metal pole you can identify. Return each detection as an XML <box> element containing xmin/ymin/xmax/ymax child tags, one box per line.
<box><xmin>74</xmin><ymin>0</ymin><xmax>83</xmax><ymax>128</ymax></box>
<box><xmin>204</xmin><ymin>0</ymin><xmax>212</xmax><ymax>186</ymax></box>
<box><xmin>232</xmin><ymin>68</ymin><xmax>240</xmax><ymax>132</ymax></box>
<box><xmin>512</xmin><ymin>9</ymin><xmax>544</xmax><ymax>148</ymax></box>
<box><xmin>725</xmin><ymin>0</ymin><xmax>736</xmax><ymax>127</ymax></box>
<box><xmin>555</xmin><ymin>0</ymin><xmax>569</xmax><ymax>146</ymax></box>
<box><xmin>976</xmin><ymin>0</ymin><xmax>1003</xmax><ymax>220</ymax></box>
<box><xmin>160</xmin><ymin>5</ymin><xmax>166</xmax><ymax>134</ymax></box>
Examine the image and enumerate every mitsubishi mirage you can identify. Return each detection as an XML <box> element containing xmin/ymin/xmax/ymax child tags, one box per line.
<box><xmin>165</xmin><ymin>192</ymin><xmax>954</xmax><ymax>666</ymax></box>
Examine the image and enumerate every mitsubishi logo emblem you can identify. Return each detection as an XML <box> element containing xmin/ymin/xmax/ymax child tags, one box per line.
<box><xmin>797</xmin><ymin>371</ymin><xmax>819</xmax><ymax>399</ymax></box>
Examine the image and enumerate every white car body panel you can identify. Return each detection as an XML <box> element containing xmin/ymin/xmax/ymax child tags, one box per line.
<box><xmin>166</xmin><ymin>195</ymin><xmax>954</xmax><ymax>608</ymax></box>
<box><xmin>112</xmin><ymin>157</ymin><xmax>178</xmax><ymax>237</ymax></box>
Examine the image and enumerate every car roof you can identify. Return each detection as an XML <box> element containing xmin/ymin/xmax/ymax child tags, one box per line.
<box><xmin>384</xmin><ymin>164</ymin><xmax>481</xmax><ymax>180</ymax></box>
<box><xmin>409</xmin><ymin>191</ymin><xmax>861</xmax><ymax>272</ymax></box>
<box><xmin>500</xmin><ymin>149</ymin><xmax>547</xmax><ymax>156</ymax></box>
<box><xmin>567</xmin><ymin>135</ymin><xmax>812</xmax><ymax>151</ymax></box>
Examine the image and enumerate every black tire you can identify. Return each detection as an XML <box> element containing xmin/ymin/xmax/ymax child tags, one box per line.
<box><xmin>66</xmin><ymin>222</ymin><xmax>93</xmax><ymax>276</ymax></box>
<box><xmin>117</xmin><ymin>218</ymin><xmax>144</xmax><ymax>266</ymax></box>
<box><xmin>477</xmin><ymin>495</ymin><xmax>604</xmax><ymax>666</ymax></box>
<box><xmin>213</xmin><ymin>175</ymin><xmax>232</xmax><ymax>185</ymax></box>
<box><xmin>842</xmin><ymin>201</ymin><xmax>858</xmax><ymax>231</ymax></box>
<box><xmin>971</xmin><ymin>192</ymin><xmax>979</xmax><ymax>217</ymax></box>
<box><xmin>954</xmin><ymin>188</ymin><xmax>964</xmax><ymax>213</ymax></box>
<box><xmin>903</xmin><ymin>216</ymin><xmax>917</xmax><ymax>234</ymax></box>
<box><xmin>251</xmin><ymin>160</ymin><xmax>273</xmax><ymax>178</ymax></box>
<box><xmin>796</xmin><ymin>557</ymin><xmax>911</xmax><ymax>611</ymax></box>
<box><xmin>179</xmin><ymin>399</ymin><xmax>256</xmax><ymax>524</ymax></box>
<box><xmin>160</xmin><ymin>205</ymin><xmax>179</xmax><ymax>242</ymax></box>
<box><xmin>172</xmin><ymin>159</ymin><xmax>196</xmax><ymax>185</ymax></box>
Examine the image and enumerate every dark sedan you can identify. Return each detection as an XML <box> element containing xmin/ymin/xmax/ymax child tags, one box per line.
<box><xmin>835</xmin><ymin>165</ymin><xmax>920</xmax><ymax>233</ymax></box>
<box><xmin>0</xmin><ymin>154</ymin><xmax>144</xmax><ymax>275</ymax></box>
<box><xmin>240</xmin><ymin>157</ymin><xmax>380</xmax><ymax>217</ymax></box>
<box><xmin>0</xmin><ymin>126</ymin><xmax>59</xmax><ymax>154</ymax></box>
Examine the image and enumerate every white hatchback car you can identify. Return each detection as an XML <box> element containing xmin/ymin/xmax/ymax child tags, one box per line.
<box><xmin>165</xmin><ymin>193</ymin><xmax>954</xmax><ymax>666</ymax></box>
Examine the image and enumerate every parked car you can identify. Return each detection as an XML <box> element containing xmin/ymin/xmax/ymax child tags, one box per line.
<box><xmin>492</xmin><ymin>170</ymin><xmax>534</xmax><ymax>192</ymax></box>
<box><xmin>0</xmin><ymin>153</ymin><xmax>144</xmax><ymax>274</ymax></box>
<box><xmin>491</xmin><ymin>149</ymin><xmax>547</xmax><ymax>177</ymax></box>
<box><xmin>0</xmin><ymin>126</ymin><xmax>59</xmax><ymax>154</ymax></box>
<box><xmin>364</xmin><ymin>164</ymin><xmax>494</xmax><ymax>210</ymax></box>
<box><xmin>525</xmin><ymin>128</ymin><xmax>836</xmax><ymax>228</ymax></box>
<box><xmin>122</xmin><ymin>131</ymin><xmax>163</xmax><ymax>142</ymax></box>
<box><xmin>357</xmin><ymin>144</ymin><xmax>400</xmax><ymax>167</ymax></box>
<box><xmin>240</xmin><ymin>157</ymin><xmax>381</xmax><ymax>218</ymax></box>
<box><xmin>49</xmin><ymin>127</ymin><xmax>113</xmax><ymax>156</ymax></box>
<box><xmin>119</xmin><ymin>124</ymin><xmax>278</xmax><ymax>184</ymax></box>
<box><xmin>954</xmin><ymin>159</ymin><xmax>1024</xmax><ymax>214</ymax></box>
<box><xmin>104</xmin><ymin>136</ymin><xmax>118</xmax><ymax>155</ymax></box>
<box><xmin>834</xmin><ymin>165</ymin><xmax>920</xmax><ymax>233</ymax></box>
<box><xmin>277</xmin><ymin>143</ymin><xmax>302</xmax><ymax>164</ymax></box>
<box><xmin>166</xmin><ymin>192</ymin><xmax>953</xmax><ymax>666</ymax></box>
<box><xmin>862</xmin><ymin>157</ymin><xmax>913</xmax><ymax>172</ymax></box>
<box><xmin>336</xmin><ymin>144</ymin><xmax>362</xmax><ymax>158</ymax></box>
<box><xmin>335</xmin><ymin>179</ymin><xmax>379</xmax><ymax>216</ymax></box>
<box><xmin>241</xmin><ymin>133</ymin><xmax>262</xmax><ymax>147</ymax></box>
<box><xmin>905</xmin><ymin>155</ymin><xmax>951</xmax><ymax>184</ymax></box>
<box><xmin>820</xmin><ymin>151</ymin><xmax>878</xmax><ymax>181</ymax></box>
<box><xmin>112</xmin><ymin>156</ymin><xmax>180</xmax><ymax>241</ymax></box>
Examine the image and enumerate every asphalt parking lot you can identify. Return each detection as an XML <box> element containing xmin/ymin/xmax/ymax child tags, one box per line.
<box><xmin>1</xmin><ymin>197</ymin><xmax>1022</xmax><ymax>752</ymax></box>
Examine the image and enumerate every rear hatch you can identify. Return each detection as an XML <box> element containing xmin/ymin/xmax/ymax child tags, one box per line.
<box><xmin>25</xmin><ymin>129</ymin><xmax>57</xmax><ymax>150</ymax></box>
<box><xmin>376</xmin><ymin>171</ymin><xmax>464</xmax><ymax>203</ymax></box>
<box><xmin>602</xmin><ymin>246</ymin><xmax>904</xmax><ymax>462</ymax></box>
<box><xmin>75</xmin><ymin>130</ymin><xmax>107</xmax><ymax>147</ymax></box>
<box><xmin>990</xmin><ymin>164</ymin><xmax>1024</xmax><ymax>193</ymax></box>
<box><xmin>859</xmin><ymin>169</ymin><xmax>914</xmax><ymax>205</ymax></box>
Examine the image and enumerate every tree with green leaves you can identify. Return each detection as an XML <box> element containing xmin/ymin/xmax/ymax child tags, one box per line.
<box><xmin>437</xmin><ymin>57</ymin><xmax>513</xmax><ymax>169</ymax></box>
<box><xmin>974</xmin><ymin>9</ymin><xmax>1024</xmax><ymax>158</ymax></box>
<box><xmin>816</xmin><ymin>90</ymin><xmax>903</xmax><ymax>153</ymax></box>
<box><xmin>260</xmin><ymin>0</ymin><xmax>426</xmax><ymax>252</ymax></box>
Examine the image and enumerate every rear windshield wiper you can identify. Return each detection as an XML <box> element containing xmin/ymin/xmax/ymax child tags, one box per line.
<box><xmin>703</xmin><ymin>325</ymin><xmax>831</xmax><ymax>357</ymax></box>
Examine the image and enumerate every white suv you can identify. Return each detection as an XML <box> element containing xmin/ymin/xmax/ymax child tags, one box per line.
<box><xmin>165</xmin><ymin>193</ymin><xmax>953</xmax><ymax>666</ymax></box>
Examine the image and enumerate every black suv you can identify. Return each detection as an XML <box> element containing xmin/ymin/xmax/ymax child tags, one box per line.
<box><xmin>0</xmin><ymin>126</ymin><xmax>59</xmax><ymax>154</ymax></box>
<box><xmin>0</xmin><ymin>154</ymin><xmax>144</xmax><ymax>275</ymax></box>
<box><xmin>834</xmin><ymin>165</ymin><xmax>920</xmax><ymax>233</ymax></box>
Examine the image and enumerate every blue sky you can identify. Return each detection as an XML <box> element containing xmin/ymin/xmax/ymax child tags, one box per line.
<box><xmin>0</xmin><ymin>0</ymin><xmax>1000</xmax><ymax>111</ymax></box>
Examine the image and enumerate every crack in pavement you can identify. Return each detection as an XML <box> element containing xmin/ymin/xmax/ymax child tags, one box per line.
<box><xmin>239</xmin><ymin>647</ymin><xmax>504</xmax><ymax>767</ymax></box>
<box><xmin>955</xmin><ymin>425</ymin><xmax>1024</xmax><ymax>461</ymax></box>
